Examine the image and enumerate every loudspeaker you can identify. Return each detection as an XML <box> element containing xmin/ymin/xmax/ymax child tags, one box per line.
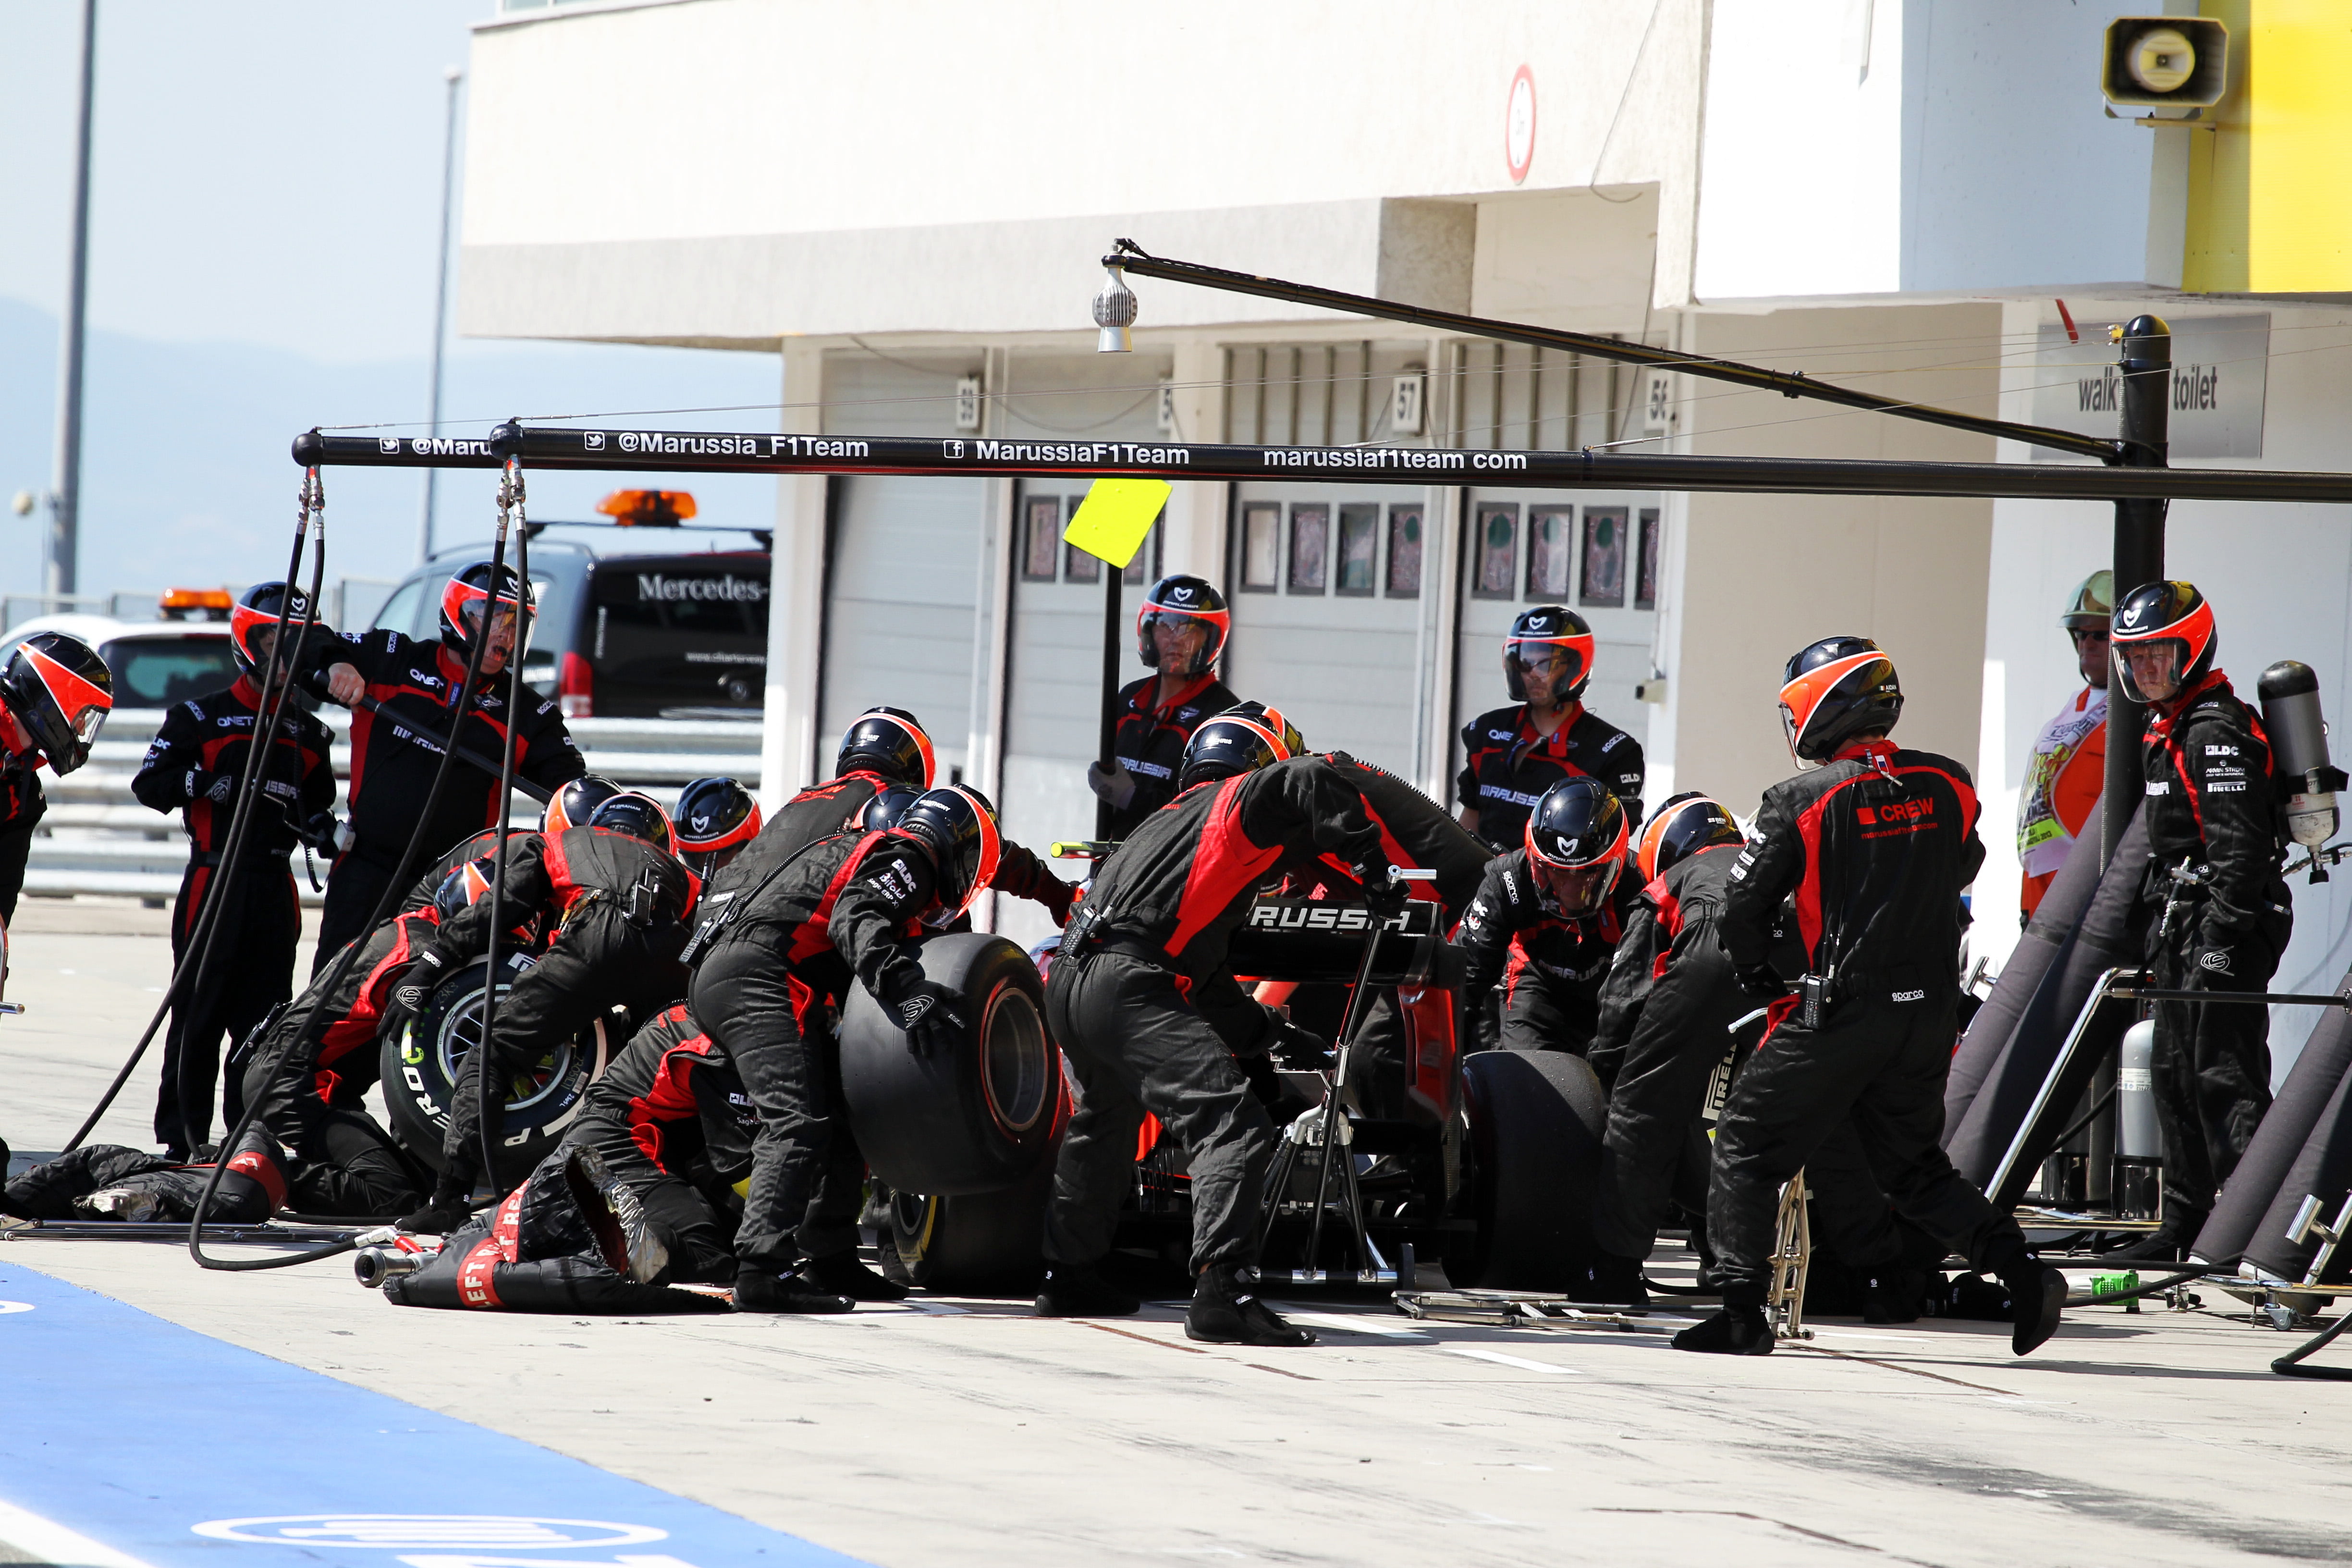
<box><xmin>2102</xmin><ymin>18</ymin><xmax>2228</xmax><ymax>110</ymax></box>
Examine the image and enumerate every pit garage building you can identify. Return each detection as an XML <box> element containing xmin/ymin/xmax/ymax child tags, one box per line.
<box><xmin>458</xmin><ymin>0</ymin><xmax>2352</xmax><ymax>1069</ymax></box>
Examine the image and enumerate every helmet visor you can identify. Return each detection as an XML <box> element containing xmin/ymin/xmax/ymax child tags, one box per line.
<box><xmin>2115</xmin><ymin>639</ymin><xmax>2185</xmax><ymax>704</ymax></box>
<box><xmin>67</xmin><ymin>702</ymin><xmax>106</xmax><ymax>747</ymax></box>
<box><xmin>1529</xmin><ymin>855</ymin><xmax>1620</xmax><ymax>917</ymax></box>
<box><xmin>1506</xmin><ymin>637</ymin><xmax>1586</xmax><ymax>693</ymax></box>
<box><xmin>1147</xmin><ymin>612</ymin><xmax>1216</xmax><ymax>663</ymax></box>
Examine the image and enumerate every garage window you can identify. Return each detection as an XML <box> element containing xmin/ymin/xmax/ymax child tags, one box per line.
<box><xmin>1385</xmin><ymin>504</ymin><xmax>1422</xmax><ymax>598</ymax></box>
<box><xmin>1580</xmin><ymin>507</ymin><xmax>1628</xmax><ymax>608</ymax></box>
<box><xmin>1239</xmin><ymin>502</ymin><xmax>1281</xmax><ymax>591</ymax></box>
<box><xmin>1527</xmin><ymin>505</ymin><xmax>1573</xmax><ymax>600</ymax></box>
<box><xmin>1635</xmin><ymin>508</ymin><xmax>1661</xmax><ymax>609</ymax></box>
<box><xmin>1021</xmin><ymin>497</ymin><xmax>1061</xmax><ymax>582</ymax></box>
<box><xmin>1471</xmin><ymin>503</ymin><xmax>1519</xmax><ymax>600</ymax></box>
<box><xmin>1287</xmin><ymin>503</ymin><xmax>1329</xmax><ymax>594</ymax></box>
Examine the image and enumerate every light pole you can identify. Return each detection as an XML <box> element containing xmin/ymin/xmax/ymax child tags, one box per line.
<box><xmin>418</xmin><ymin>64</ymin><xmax>463</xmax><ymax>566</ymax></box>
<box><xmin>47</xmin><ymin>0</ymin><xmax>98</xmax><ymax>603</ymax></box>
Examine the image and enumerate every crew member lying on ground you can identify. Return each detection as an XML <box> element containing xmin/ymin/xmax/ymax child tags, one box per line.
<box><xmin>1039</xmin><ymin>737</ymin><xmax>1403</xmax><ymax>1347</ymax></box>
<box><xmin>686</xmin><ymin>786</ymin><xmax>1008</xmax><ymax>1312</ymax></box>
<box><xmin>395</xmin><ymin>794</ymin><xmax>697</xmax><ymax>1230</ymax></box>
<box><xmin>380</xmin><ymin>1143</ymin><xmax>727</xmax><ymax>1315</ymax></box>
<box><xmin>1454</xmin><ymin>776</ymin><xmax>1643</xmax><ymax>1057</ymax></box>
<box><xmin>554</xmin><ymin>1002</ymin><xmax>756</xmax><ymax>1286</ymax></box>
<box><xmin>0</xmin><ymin>1120</ymin><xmax>366</xmax><ymax>1225</ymax></box>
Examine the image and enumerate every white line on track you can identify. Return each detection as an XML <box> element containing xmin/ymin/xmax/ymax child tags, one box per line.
<box><xmin>0</xmin><ymin>1498</ymin><xmax>156</xmax><ymax>1568</ymax></box>
<box><xmin>1443</xmin><ymin>1347</ymin><xmax>1582</xmax><ymax>1375</ymax></box>
<box><xmin>1279</xmin><ymin>1311</ymin><xmax>1433</xmax><ymax>1339</ymax></box>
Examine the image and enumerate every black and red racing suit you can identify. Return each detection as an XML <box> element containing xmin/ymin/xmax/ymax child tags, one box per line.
<box><xmin>1106</xmin><ymin>672</ymin><xmax>1239</xmax><ymax>839</ymax></box>
<box><xmin>561</xmin><ymin>1003</ymin><xmax>756</xmax><ymax>1284</ymax></box>
<box><xmin>305</xmin><ymin>628</ymin><xmax>584</xmax><ymax>966</ymax></box>
<box><xmin>421</xmin><ymin>825</ymin><xmax>695</xmax><ymax>1197</ymax></box>
<box><xmin>2137</xmin><ymin>670</ymin><xmax>2292</xmax><ymax>1228</ymax></box>
<box><xmin>1453</xmin><ymin>847</ymin><xmax>1640</xmax><ymax>1057</ymax></box>
<box><xmin>1046</xmin><ymin>756</ymin><xmax>1385</xmax><ymax>1274</ymax></box>
<box><xmin>687</xmin><ymin>828</ymin><xmax>944</xmax><ymax>1274</ymax></box>
<box><xmin>132</xmin><ymin>677</ymin><xmax>338</xmax><ymax>1154</ymax></box>
<box><xmin>1709</xmin><ymin>737</ymin><xmax>2030</xmax><ymax>1306</ymax></box>
<box><xmin>0</xmin><ymin>746</ymin><xmax>42</xmax><ymax>924</ymax></box>
<box><xmin>1457</xmin><ymin>700</ymin><xmax>1647</xmax><ymax>850</ymax></box>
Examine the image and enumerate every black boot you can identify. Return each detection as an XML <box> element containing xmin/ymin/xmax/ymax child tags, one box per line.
<box><xmin>2103</xmin><ymin>1227</ymin><xmax>2196</xmax><ymax>1264</ymax></box>
<box><xmin>1862</xmin><ymin>1265</ymin><xmax>1927</xmax><ymax>1325</ymax></box>
<box><xmin>397</xmin><ymin>1188</ymin><xmax>473</xmax><ymax>1236</ymax></box>
<box><xmin>1185</xmin><ymin>1265</ymin><xmax>1316</xmax><ymax>1346</ymax></box>
<box><xmin>1672</xmin><ymin>1303</ymin><xmax>1773</xmax><ymax>1355</ymax></box>
<box><xmin>802</xmin><ymin>1248</ymin><xmax>909</xmax><ymax>1302</ymax></box>
<box><xmin>2002</xmin><ymin>1263</ymin><xmax>2067</xmax><ymax>1356</ymax></box>
<box><xmin>732</xmin><ymin>1266</ymin><xmax>854</xmax><ymax>1314</ymax></box>
<box><xmin>1569</xmin><ymin>1251</ymin><xmax>1650</xmax><ymax>1307</ymax></box>
<box><xmin>1034</xmin><ymin>1262</ymin><xmax>1141</xmax><ymax>1317</ymax></box>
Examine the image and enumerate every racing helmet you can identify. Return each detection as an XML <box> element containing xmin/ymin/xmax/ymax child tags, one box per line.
<box><xmin>432</xmin><ymin>858</ymin><xmax>496</xmax><ymax>921</ymax></box>
<box><xmin>859</xmin><ymin>784</ymin><xmax>923</xmax><ymax>833</ymax></box>
<box><xmin>1177</xmin><ymin>702</ymin><xmax>1304</xmax><ymax>789</ymax></box>
<box><xmin>540</xmin><ymin>774</ymin><xmax>622</xmax><ymax>836</ymax></box>
<box><xmin>836</xmin><ymin>706</ymin><xmax>935</xmax><ymax>790</ymax></box>
<box><xmin>1635</xmin><ymin>791</ymin><xmax>1744</xmax><ymax>885</ymax></box>
<box><xmin>1524</xmin><ymin>775</ymin><xmax>1629</xmax><ymax>918</ymax></box>
<box><xmin>0</xmin><ymin>632</ymin><xmax>112</xmax><ymax>775</ymax></box>
<box><xmin>229</xmin><ymin>581</ymin><xmax>322</xmax><ymax>680</ymax></box>
<box><xmin>1778</xmin><ymin>636</ymin><xmax>1903</xmax><ymax>765</ymax></box>
<box><xmin>1503</xmin><ymin>605</ymin><xmax>1595</xmax><ymax>708</ymax></box>
<box><xmin>673</xmin><ymin>776</ymin><xmax>761</xmax><ymax>880</ymax></box>
<box><xmin>1136</xmin><ymin>575</ymin><xmax>1230</xmax><ymax>678</ymax></box>
<box><xmin>895</xmin><ymin>784</ymin><xmax>1002</xmax><ymax>914</ymax></box>
<box><xmin>438</xmin><ymin>562</ymin><xmax>537</xmax><ymax>661</ymax></box>
<box><xmin>2060</xmin><ymin>569</ymin><xmax>2115</xmax><ymax>632</ymax></box>
<box><xmin>587</xmin><ymin>790</ymin><xmax>674</xmax><ymax>855</ymax></box>
<box><xmin>2110</xmin><ymin>580</ymin><xmax>2215</xmax><ymax>707</ymax></box>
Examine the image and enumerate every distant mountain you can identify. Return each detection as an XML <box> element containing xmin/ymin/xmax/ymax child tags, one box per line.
<box><xmin>0</xmin><ymin>296</ymin><xmax>783</xmax><ymax>618</ymax></box>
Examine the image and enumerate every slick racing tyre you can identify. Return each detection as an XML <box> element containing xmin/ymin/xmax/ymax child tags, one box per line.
<box><xmin>839</xmin><ymin>933</ymin><xmax>1063</xmax><ymax>1196</ymax></box>
<box><xmin>1448</xmin><ymin>1049</ymin><xmax>1606</xmax><ymax>1291</ymax></box>
<box><xmin>886</xmin><ymin>1166</ymin><xmax>1055</xmax><ymax>1297</ymax></box>
<box><xmin>380</xmin><ymin>952</ymin><xmax>613</xmax><ymax>1183</ymax></box>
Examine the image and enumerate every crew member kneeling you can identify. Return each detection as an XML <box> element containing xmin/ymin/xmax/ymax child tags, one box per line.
<box><xmin>1039</xmin><ymin>715</ymin><xmax>1401</xmax><ymax>1346</ymax></box>
<box><xmin>1679</xmin><ymin>637</ymin><xmax>2065</xmax><ymax>1357</ymax></box>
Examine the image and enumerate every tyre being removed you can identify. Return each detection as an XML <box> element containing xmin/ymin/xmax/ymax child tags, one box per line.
<box><xmin>839</xmin><ymin>932</ymin><xmax>1064</xmax><ymax>1196</ymax></box>
<box><xmin>1449</xmin><ymin>1048</ymin><xmax>1607</xmax><ymax>1291</ymax></box>
<box><xmin>379</xmin><ymin>952</ymin><xmax>612</xmax><ymax>1182</ymax></box>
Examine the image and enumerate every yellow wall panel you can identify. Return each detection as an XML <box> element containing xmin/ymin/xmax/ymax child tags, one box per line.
<box><xmin>2247</xmin><ymin>2</ymin><xmax>2352</xmax><ymax>292</ymax></box>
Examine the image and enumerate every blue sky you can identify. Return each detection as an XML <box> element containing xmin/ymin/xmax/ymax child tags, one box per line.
<box><xmin>0</xmin><ymin>1</ymin><xmax>781</xmax><ymax>608</ymax></box>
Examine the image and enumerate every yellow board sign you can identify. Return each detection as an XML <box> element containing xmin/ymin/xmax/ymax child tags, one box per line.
<box><xmin>1062</xmin><ymin>478</ymin><xmax>1171</xmax><ymax>571</ymax></box>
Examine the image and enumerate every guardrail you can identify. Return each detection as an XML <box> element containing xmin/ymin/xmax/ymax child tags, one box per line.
<box><xmin>23</xmin><ymin>709</ymin><xmax>764</xmax><ymax>907</ymax></box>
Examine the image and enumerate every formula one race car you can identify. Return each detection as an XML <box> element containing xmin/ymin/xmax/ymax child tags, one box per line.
<box><xmin>835</xmin><ymin>897</ymin><xmax>1608</xmax><ymax>1297</ymax></box>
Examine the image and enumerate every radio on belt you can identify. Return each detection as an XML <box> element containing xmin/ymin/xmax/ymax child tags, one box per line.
<box><xmin>2258</xmin><ymin>660</ymin><xmax>2349</xmax><ymax>883</ymax></box>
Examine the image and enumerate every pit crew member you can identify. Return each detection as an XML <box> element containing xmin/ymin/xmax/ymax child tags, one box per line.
<box><xmin>1087</xmin><ymin>575</ymin><xmax>1240</xmax><ymax>839</ymax></box>
<box><xmin>1457</xmin><ymin>605</ymin><xmax>1646</xmax><ymax>849</ymax></box>
<box><xmin>0</xmin><ymin>631</ymin><xmax>112</xmax><ymax>923</ymax></box>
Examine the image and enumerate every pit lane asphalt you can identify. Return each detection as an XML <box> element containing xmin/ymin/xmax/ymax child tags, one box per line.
<box><xmin>5</xmin><ymin>902</ymin><xmax>2352</xmax><ymax>1568</ymax></box>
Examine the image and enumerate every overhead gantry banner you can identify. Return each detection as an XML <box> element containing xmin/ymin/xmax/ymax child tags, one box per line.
<box><xmin>294</xmin><ymin>425</ymin><xmax>2352</xmax><ymax>506</ymax></box>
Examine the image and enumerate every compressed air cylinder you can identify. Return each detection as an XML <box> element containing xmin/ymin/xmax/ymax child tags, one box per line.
<box><xmin>2113</xmin><ymin>1018</ymin><xmax>2164</xmax><ymax>1222</ymax></box>
<box><xmin>2258</xmin><ymin>661</ymin><xmax>2331</xmax><ymax>780</ymax></box>
<box><xmin>2117</xmin><ymin>1020</ymin><xmax>2161</xmax><ymax>1158</ymax></box>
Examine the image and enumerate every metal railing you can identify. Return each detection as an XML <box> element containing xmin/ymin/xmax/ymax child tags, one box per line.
<box><xmin>22</xmin><ymin>709</ymin><xmax>762</xmax><ymax>906</ymax></box>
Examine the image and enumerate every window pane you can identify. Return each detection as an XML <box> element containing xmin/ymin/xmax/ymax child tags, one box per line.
<box><xmin>1580</xmin><ymin>506</ymin><xmax>1628</xmax><ymax>608</ymax></box>
<box><xmin>1635</xmin><ymin>508</ymin><xmax>1661</xmax><ymax>609</ymax></box>
<box><xmin>1471</xmin><ymin>504</ymin><xmax>1519</xmax><ymax>599</ymax></box>
<box><xmin>1064</xmin><ymin>496</ymin><xmax>1101</xmax><ymax>582</ymax></box>
<box><xmin>1022</xmin><ymin>496</ymin><xmax>1061</xmax><ymax>581</ymax></box>
<box><xmin>1527</xmin><ymin>506</ymin><xmax>1573</xmax><ymax>600</ymax></box>
<box><xmin>1385</xmin><ymin>505</ymin><xmax>1422</xmax><ymax>597</ymax></box>
<box><xmin>1287</xmin><ymin>503</ymin><xmax>1329</xmax><ymax>594</ymax></box>
<box><xmin>1335</xmin><ymin>505</ymin><xmax>1378</xmax><ymax>596</ymax></box>
<box><xmin>1240</xmin><ymin>503</ymin><xmax>1280</xmax><ymax>590</ymax></box>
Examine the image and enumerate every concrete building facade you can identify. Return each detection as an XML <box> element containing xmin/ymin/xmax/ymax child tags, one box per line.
<box><xmin>459</xmin><ymin>0</ymin><xmax>2352</xmax><ymax>1067</ymax></box>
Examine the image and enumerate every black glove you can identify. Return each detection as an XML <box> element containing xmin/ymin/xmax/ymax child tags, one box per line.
<box><xmin>1267</xmin><ymin>1016</ymin><xmax>1334</xmax><ymax>1071</ymax></box>
<box><xmin>1235</xmin><ymin>1050</ymin><xmax>1289</xmax><ymax>1113</ymax></box>
<box><xmin>1353</xmin><ymin>860</ymin><xmax>1409</xmax><ymax>920</ymax></box>
<box><xmin>188</xmin><ymin>769</ymin><xmax>236</xmax><ymax>806</ymax></box>
<box><xmin>397</xmin><ymin>1191</ymin><xmax>472</xmax><ymax>1236</ymax></box>
<box><xmin>1734</xmin><ymin>963</ymin><xmax>1789</xmax><ymax>1002</ymax></box>
<box><xmin>887</xmin><ymin>977</ymin><xmax>967</xmax><ymax>1057</ymax></box>
<box><xmin>380</xmin><ymin>949</ymin><xmax>450</xmax><ymax>1034</ymax></box>
<box><xmin>300</xmin><ymin>811</ymin><xmax>343</xmax><ymax>860</ymax></box>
